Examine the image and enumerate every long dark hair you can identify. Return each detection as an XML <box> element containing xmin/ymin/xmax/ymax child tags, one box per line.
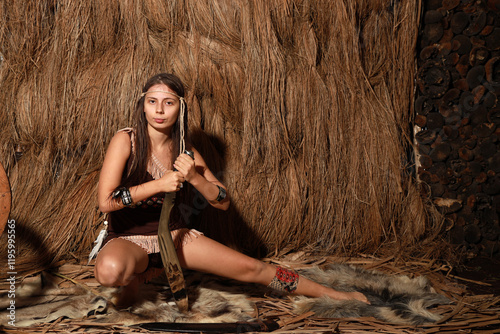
<box><xmin>121</xmin><ymin>73</ymin><xmax>188</xmax><ymax>188</ymax></box>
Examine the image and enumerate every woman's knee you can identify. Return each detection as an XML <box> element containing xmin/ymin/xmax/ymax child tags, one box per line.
<box><xmin>94</xmin><ymin>239</ymin><xmax>149</xmax><ymax>286</ymax></box>
<box><xmin>94</xmin><ymin>254</ymin><xmax>131</xmax><ymax>287</ymax></box>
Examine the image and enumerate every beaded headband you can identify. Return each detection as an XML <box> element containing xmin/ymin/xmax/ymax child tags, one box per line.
<box><xmin>140</xmin><ymin>90</ymin><xmax>182</xmax><ymax>99</ymax></box>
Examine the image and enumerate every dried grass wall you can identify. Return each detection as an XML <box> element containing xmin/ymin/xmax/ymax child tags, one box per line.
<box><xmin>0</xmin><ymin>0</ymin><xmax>444</xmax><ymax>277</ymax></box>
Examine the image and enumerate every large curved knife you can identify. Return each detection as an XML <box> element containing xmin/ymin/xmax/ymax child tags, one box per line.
<box><xmin>157</xmin><ymin>151</ymin><xmax>194</xmax><ymax>313</ymax></box>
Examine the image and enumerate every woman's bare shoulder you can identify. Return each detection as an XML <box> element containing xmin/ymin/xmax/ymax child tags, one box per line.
<box><xmin>106</xmin><ymin>130</ymin><xmax>132</xmax><ymax>157</ymax></box>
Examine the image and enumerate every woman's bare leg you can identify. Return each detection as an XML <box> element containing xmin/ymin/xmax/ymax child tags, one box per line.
<box><xmin>94</xmin><ymin>238</ymin><xmax>150</xmax><ymax>308</ymax></box>
<box><xmin>177</xmin><ymin>233</ymin><xmax>369</xmax><ymax>303</ymax></box>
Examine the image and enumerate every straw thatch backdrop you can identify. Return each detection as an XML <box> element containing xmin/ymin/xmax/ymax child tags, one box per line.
<box><xmin>0</xmin><ymin>0</ymin><xmax>445</xmax><ymax>278</ymax></box>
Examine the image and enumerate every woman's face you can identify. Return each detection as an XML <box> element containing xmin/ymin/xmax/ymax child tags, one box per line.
<box><xmin>143</xmin><ymin>83</ymin><xmax>180</xmax><ymax>134</ymax></box>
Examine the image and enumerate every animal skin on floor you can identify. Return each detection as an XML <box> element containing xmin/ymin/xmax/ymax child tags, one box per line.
<box><xmin>0</xmin><ymin>264</ymin><xmax>450</xmax><ymax>327</ymax></box>
<box><xmin>294</xmin><ymin>264</ymin><xmax>451</xmax><ymax>325</ymax></box>
<box><xmin>0</xmin><ymin>271</ymin><xmax>256</xmax><ymax>327</ymax></box>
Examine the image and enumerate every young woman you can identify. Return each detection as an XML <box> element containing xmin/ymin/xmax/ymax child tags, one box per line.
<box><xmin>94</xmin><ymin>73</ymin><xmax>369</xmax><ymax>307</ymax></box>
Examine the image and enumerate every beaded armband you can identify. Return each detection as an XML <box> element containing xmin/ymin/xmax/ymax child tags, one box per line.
<box><xmin>267</xmin><ymin>266</ymin><xmax>299</xmax><ymax>293</ymax></box>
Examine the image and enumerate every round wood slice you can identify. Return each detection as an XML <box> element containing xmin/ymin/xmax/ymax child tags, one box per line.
<box><xmin>0</xmin><ymin>162</ymin><xmax>11</xmax><ymax>235</ymax></box>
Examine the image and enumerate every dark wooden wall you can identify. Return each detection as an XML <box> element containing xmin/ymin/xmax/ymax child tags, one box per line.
<box><xmin>416</xmin><ymin>0</ymin><xmax>500</xmax><ymax>258</ymax></box>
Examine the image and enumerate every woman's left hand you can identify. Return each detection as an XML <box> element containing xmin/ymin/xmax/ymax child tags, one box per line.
<box><xmin>173</xmin><ymin>152</ymin><xmax>197</xmax><ymax>182</ymax></box>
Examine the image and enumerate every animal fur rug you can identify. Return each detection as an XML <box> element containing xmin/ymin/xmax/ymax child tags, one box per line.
<box><xmin>0</xmin><ymin>264</ymin><xmax>450</xmax><ymax>327</ymax></box>
<box><xmin>296</xmin><ymin>264</ymin><xmax>451</xmax><ymax>325</ymax></box>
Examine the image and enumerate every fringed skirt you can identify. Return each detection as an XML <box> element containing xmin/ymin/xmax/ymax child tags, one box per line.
<box><xmin>98</xmin><ymin>228</ymin><xmax>203</xmax><ymax>283</ymax></box>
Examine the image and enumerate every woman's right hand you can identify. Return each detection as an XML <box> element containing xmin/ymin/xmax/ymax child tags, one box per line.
<box><xmin>158</xmin><ymin>170</ymin><xmax>185</xmax><ymax>193</ymax></box>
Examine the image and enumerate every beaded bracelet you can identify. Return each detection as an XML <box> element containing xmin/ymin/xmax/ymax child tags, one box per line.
<box><xmin>112</xmin><ymin>187</ymin><xmax>133</xmax><ymax>206</ymax></box>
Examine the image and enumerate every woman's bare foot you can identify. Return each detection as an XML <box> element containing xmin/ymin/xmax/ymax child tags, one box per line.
<box><xmin>328</xmin><ymin>290</ymin><xmax>370</xmax><ymax>304</ymax></box>
<box><xmin>111</xmin><ymin>277</ymin><xmax>140</xmax><ymax>309</ymax></box>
